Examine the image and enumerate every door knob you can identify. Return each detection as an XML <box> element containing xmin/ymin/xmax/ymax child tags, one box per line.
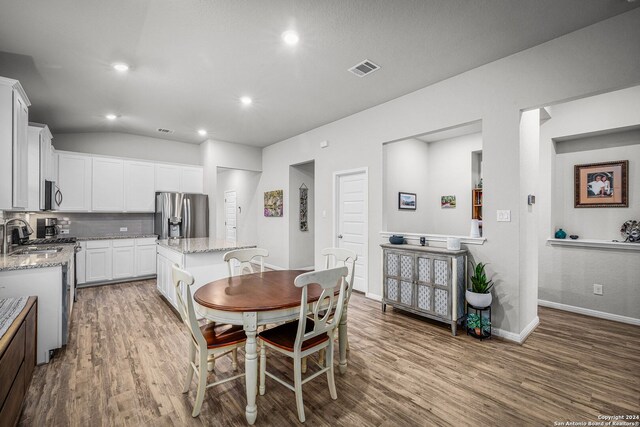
<box><xmin>338</xmin><ymin>234</ymin><xmax>343</xmax><ymax>239</ymax></box>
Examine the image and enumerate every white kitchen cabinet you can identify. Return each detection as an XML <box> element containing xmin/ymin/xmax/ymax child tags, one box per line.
<box><xmin>92</xmin><ymin>157</ymin><xmax>124</xmax><ymax>211</ymax></box>
<box><xmin>155</xmin><ymin>164</ymin><xmax>181</xmax><ymax>192</ymax></box>
<box><xmin>124</xmin><ymin>161</ymin><xmax>155</xmax><ymax>212</ymax></box>
<box><xmin>180</xmin><ymin>166</ymin><xmax>204</xmax><ymax>193</ymax></box>
<box><xmin>13</xmin><ymin>93</ymin><xmax>29</xmax><ymax>209</ymax></box>
<box><xmin>32</xmin><ymin>123</ymin><xmax>55</xmax><ymax>210</ymax></box>
<box><xmin>77</xmin><ymin>238</ymin><xmax>157</xmax><ymax>286</ymax></box>
<box><xmin>112</xmin><ymin>240</ymin><xmax>135</xmax><ymax>279</ymax></box>
<box><xmin>85</xmin><ymin>241</ymin><xmax>113</xmax><ymax>282</ymax></box>
<box><xmin>0</xmin><ymin>77</ymin><xmax>31</xmax><ymax>210</ymax></box>
<box><xmin>27</xmin><ymin>125</ymin><xmax>41</xmax><ymax>211</ymax></box>
<box><xmin>135</xmin><ymin>238</ymin><xmax>157</xmax><ymax>276</ymax></box>
<box><xmin>57</xmin><ymin>152</ymin><xmax>92</xmax><ymax>211</ymax></box>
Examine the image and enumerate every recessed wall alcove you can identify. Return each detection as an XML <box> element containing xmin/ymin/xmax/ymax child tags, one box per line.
<box><xmin>382</xmin><ymin>121</ymin><xmax>483</xmax><ymax>241</ymax></box>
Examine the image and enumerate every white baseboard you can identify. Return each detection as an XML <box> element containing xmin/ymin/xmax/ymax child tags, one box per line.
<box><xmin>263</xmin><ymin>262</ymin><xmax>285</xmax><ymax>271</ymax></box>
<box><xmin>492</xmin><ymin>316</ymin><xmax>539</xmax><ymax>344</ymax></box>
<box><xmin>293</xmin><ymin>265</ymin><xmax>314</xmax><ymax>271</ymax></box>
<box><xmin>365</xmin><ymin>292</ymin><xmax>382</xmax><ymax>302</ymax></box>
<box><xmin>539</xmin><ymin>299</ymin><xmax>640</xmax><ymax>326</ymax></box>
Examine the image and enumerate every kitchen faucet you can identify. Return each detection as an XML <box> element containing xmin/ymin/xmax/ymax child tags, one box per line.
<box><xmin>1</xmin><ymin>218</ymin><xmax>34</xmax><ymax>254</ymax></box>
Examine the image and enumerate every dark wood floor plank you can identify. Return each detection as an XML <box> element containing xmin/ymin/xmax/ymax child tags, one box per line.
<box><xmin>18</xmin><ymin>279</ymin><xmax>640</xmax><ymax>426</ymax></box>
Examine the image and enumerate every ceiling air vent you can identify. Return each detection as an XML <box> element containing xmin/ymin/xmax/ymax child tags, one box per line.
<box><xmin>348</xmin><ymin>59</ymin><xmax>380</xmax><ymax>77</ymax></box>
<box><xmin>157</xmin><ymin>128</ymin><xmax>174</xmax><ymax>134</ymax></box>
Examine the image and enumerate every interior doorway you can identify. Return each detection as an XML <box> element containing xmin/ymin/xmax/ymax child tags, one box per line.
<box><xmin>334</xmin><ymin>168</ymin><xmax>368</xmax><ymax>294</ymax></box>
<box><xmin>224</xmin><ymin>190</ymin><xmax>237</xmax><ymax>242</ymax></box>
<box><xmin>288</xmin><ymin>161</ymin><xmax>315</xmax><ymax>270</ymax></box>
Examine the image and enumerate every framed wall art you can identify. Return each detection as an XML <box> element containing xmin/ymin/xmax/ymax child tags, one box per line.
<box><xmin>574</xmin><ymin>160</ymin><xmax>628</xmax><ymax>208</ymax></box>
<box><xmin>398</xmin><ymin>192</ymin><xmax>416</xmax><ymax>210</ymax></box>
<box><xmin>264</xmin><ymin>189</ymin><xmax>284</xmax><ymax>217</ymax></box>
<box><xmin>299</xmin><ymin>183</ymin><xmax>308</xmax><ymax>231</ymax></box>
<box><xmin>441</xmin><ymin>195</ymin><xmax>456</xmax><ymax>208</ymax></box>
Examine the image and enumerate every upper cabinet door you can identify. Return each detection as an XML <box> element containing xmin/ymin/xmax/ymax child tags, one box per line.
<box><xmin>124</xmin><ymin>160</ymin><xmax>155</xmax><ymax>212</ymax></box>
<box><xmin>26</xmin><ymin>126</ymin><xmax>41</xmax><ymax>211</ymax></box>
<box><xmin>12</xmin><ymin>93</ymin><xmax>29</xmax><ymax>209</ymax></box>
<box><xmin>57</xmin><ymin>153</ymin><xmax>92</xmax><ymax>211</ymax></box>
<box><xmin>180</xmin><ymin>166</ymin><xmax>204</xmax><ymax>193</ymax></box>
<box><xmin>155</xmin><ymin>164</ymin><xmax>181</xmax><ymax>192</ymax></box>
<box><xmin>92</xmin><ymin>157</ymin><xmax>124</xmax><ymax>211</ymax></box>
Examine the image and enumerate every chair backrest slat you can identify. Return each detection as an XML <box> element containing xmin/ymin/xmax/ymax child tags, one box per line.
<box><xmin>223</xmin><ymin>248</ymin><xmax>269</xmax><ymax>277</ymax></box>
<box><xmin>293</xmin><ymin>266</ymin><xmax>349</xmax><ymax>351</ymax></box>
<box><xmin>172</xmin><ymin>265</ymin><xmax>207</xmax><ymax>348</ymax></box>
<box><xmin>321</xmin><ymin>248</ymin><xmax>357</xmax><ymax>305</ymax></box>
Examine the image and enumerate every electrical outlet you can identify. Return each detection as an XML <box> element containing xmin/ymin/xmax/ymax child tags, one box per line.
<box><xmin>120</xmin><ymin>227</ymin><xmax>128</xmax><ymax>232</ymax></box>
<box><xmin>593</xmin><ymin>284</ymin><xmax>603</xmax><ymax>295</ymax></box>
<box><xmin>497</xmin><ymin>210</ymin><xmax>511</xmax><ymax>222</ymax></box>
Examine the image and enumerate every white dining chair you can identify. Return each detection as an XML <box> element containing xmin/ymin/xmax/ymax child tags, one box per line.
<box><xmin>172</xmin><ymin>265</ymin><xmax>247</xmax><ymax>417</ymax></box>
<box><xmin>304</xmin><ymin>248</ymin><xmax>358</xmax><ymax>371</ymax></box>
<box><xmin>258</xmin><ymin>266</ymin><xmax>349</xmax><ymax>423</ymax></box>
<box><xmin>223</xmin><ymin>248</ymin><xmax>269</xmax><ymax>277</ymax></box>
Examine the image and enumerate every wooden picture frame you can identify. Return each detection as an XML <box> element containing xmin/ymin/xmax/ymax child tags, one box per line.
<box><xmin>574</xmin><ymin>160</ymin><xmax>628</xmax><ymax>208</ymax></box>
<box><xmin>398</xmin><ymin>192</ymin><xmax>416</xmax><ymax>210</ymax></box>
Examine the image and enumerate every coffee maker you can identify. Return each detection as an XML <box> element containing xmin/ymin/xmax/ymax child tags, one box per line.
<box><xmin>36</xmin><ymin>218</ymin><xmax>59</xmax><ymax>239</ymax></box>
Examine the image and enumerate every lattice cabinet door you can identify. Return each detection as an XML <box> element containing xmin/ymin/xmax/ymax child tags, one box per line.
<box><xmin>415</xmin><ymin>256</ymin><xmax>434</xmax><ymax>313</ymax></box>
<box><xmin>383</xmin><ymin>250</ymin><xmax>415</xmax><ymax>307</ymax></box>
<box><xmin>432</xmin><ymin>257</ymin><xmax>452</xmax><ymax>320</ymax></box>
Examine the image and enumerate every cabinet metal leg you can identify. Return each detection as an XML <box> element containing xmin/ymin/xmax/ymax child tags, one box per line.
<box><xmin>382</xmin><ymin>303</ymin><xmax>386</xmax><ymax>313</ymax></box>
<box><xmin>451</xmin><ymin>321</ymin><xmax>457</xmax><ymax>336</ymax></box>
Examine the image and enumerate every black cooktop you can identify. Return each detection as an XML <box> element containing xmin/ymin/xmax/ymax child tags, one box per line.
<box><xmin>25</xmin><ymin>237</ymin><xmax>78</xmax><ymax>245</ymax></box>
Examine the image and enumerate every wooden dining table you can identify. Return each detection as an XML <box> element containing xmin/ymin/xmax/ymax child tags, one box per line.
<box><xmin>193</xmin><ymin>269</ymin><xmax>349</xmax><ymax>425</ymax></box>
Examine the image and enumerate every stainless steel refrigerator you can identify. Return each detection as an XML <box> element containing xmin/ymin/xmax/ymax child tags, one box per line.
<box><xmin>155</xmin><ymin>192</ymin><xmax>209</xmax><ymax>239</ymax></box>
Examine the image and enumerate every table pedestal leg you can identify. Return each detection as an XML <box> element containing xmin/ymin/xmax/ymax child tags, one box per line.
<box><xmin>243</xmin><ymin>312</ymin><xmax>258</xmax><ymax>425</ymax></box>
<box><xmin>338</xmin><ymin>312</ymin><xmax>348</xmax><ymax>374</ymax></box>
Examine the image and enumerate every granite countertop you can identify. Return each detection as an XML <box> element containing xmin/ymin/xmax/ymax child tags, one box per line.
<box><xmin>0</xmin><ymin>243</ymin><xmax>77</xmax><ymax>272</ymax></box>
<box><xmin>157</xmin><ymin>238</ymin><xmax>256</xmax><ymax>254</ymax></box>
<box><xmin>77</xmin><ymin>234</ymin><xmax>158</xmax><ymax>241</ymax></box>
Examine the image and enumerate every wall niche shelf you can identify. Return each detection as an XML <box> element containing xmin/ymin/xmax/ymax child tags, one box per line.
<box><xmin>547</xmin><ymin>238</ymin><xmax>640</xmax><ymax>251</ymax></box>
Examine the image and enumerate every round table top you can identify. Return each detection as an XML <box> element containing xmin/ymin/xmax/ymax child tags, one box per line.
<box><xmin>193</xmin><ymin>270</ymin><xmax>324</xmax><ymax>312</ymax></box>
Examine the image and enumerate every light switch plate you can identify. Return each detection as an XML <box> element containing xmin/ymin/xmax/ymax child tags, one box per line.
<box><xmin>120</xmin><ymin>227</ymin><xmax>128</xmax><ymax>232</ymax></box>
<box><xmin>497</xmin><ymin>210</ymin><xmax>511</xmax><ymax>222</ymax></box>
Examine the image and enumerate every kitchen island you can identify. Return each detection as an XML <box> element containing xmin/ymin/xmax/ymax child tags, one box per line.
<box><xmin>156</xmin><ymin>237</ymin><xmax>256</xmax><ymax>312</ymax></box>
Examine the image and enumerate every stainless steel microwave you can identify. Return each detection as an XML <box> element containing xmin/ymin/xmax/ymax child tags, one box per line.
<box><xmin>44</xmin><ymin>180</ymin><xmax>62</xmax><ymax>210</ymax></box>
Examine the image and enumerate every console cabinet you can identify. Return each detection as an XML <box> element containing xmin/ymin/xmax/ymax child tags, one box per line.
<box><xmin>381</xmin><ymin>244</ymin><xmax>467</xmax><ymax>335</ymax></box>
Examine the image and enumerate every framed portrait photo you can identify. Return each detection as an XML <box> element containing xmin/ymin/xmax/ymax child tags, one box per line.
<box><xmin>574</xmin><ymin>160</ymin><xmax>628</xmax><ymax>208</ymax></box>
<box><xmin>398</xmin><ymin>192</ymin><xmax>416</xmax><ymax>210</ymax></box>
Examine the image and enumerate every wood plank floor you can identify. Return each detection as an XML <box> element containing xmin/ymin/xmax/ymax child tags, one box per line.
<box><xmin>19</xmin><ymin>279</ymin><xmax>640</xmax><ymax>426</ymax></box>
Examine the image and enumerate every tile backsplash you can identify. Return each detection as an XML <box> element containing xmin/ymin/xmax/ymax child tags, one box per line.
<box><xmin>3</xmin><ymin>211</ymin><xmax>155</xmax><ymax>238</ymax></box>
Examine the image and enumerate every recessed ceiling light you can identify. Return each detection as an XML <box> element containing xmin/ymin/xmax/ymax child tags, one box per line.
<box><xmin>198</xmin><ymin>129</ymin><xmax>207</xmax><ymax>136</ymax></box>
<box><xmin>106</xmin><ymin>114</ymin><xmax>117</xmax><ymax>120</ymax></box>
<box><xmin>281</xmin><ymin>30</ymin><xmax>299</xmax><ymax>46</ymax></box>
<box><xmin>112</xmin><ymin>63</ymin><xmax>129</xmax><ymax>72</ymax></box>
<box><xmin>240</xmin><ymin>96</ymin><xmax>252</xmax><ymax>106</ymax></box>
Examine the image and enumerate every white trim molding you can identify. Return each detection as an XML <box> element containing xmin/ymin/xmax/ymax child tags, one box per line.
<box><xmin>539</xmin><ymin>299</ymin><xmax>640</xmax><ymax>326</ymax></box>
<box><xmin>263</xmin><ymin>262</ymin><xmax>285</xmax><ymax>271</ymax></box>
<box><xmin>547</xmin><ymin>238</ymin><xmax>640</xmax><ymax>251</ymax></box>
<box><xmin>492</xmin><ymin>316</ymin><xmax>540</xmax><ymax>344</ymax></box>
<box><xmin>380</xmin><ymin>231</ymin><xmax>486</xmax><ymax>245</ymax></box>
<box><xmin>365</xmin><ymin>292</ymin><xmax>382</xmax><ymax>302</ymax></box>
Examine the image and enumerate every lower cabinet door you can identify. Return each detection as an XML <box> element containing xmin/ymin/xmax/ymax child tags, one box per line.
<box><xmin>135</xmin><ymin>245</ymin><xmax>156</xmax><ymax>276</ymax></box>
<box><xmin>112</xmin><ymin>246</ymin><xmax>135</xmax><ymax>279</ymax></box>
<box><xmin>86</xmin><ymin>248</ymin><xmax>113</xmax><ymax>282</ymax></box>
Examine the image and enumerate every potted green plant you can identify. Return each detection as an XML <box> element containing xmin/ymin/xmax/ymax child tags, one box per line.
<box><xmin>466</xmin><ymin>313</ymin><xmax>491</xmax><ymax>337</ymax></box>
<box><xmin>466</xmin><ymin>262</ymin><xmax>494</xmax><ymax>308</ymax></box>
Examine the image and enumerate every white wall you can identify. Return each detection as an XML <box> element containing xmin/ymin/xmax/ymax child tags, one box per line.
<box><xmin>201</xmin><ymin>139</ymin><xmax>262</xmax><ymax>240</ymax></box>
<box><xmin>289</xmin><ymin>162</ymin><xmax>315</xmax><ymax>269</ymax></box>
<box><xmin>54</xmin><ymin>132</ymin><xmax>202</xmax><ymax>165</ymax></box>
<box><xmin>539</xmin><ymin>85</ymin><xmax>640</xmax><ymax>320</ymax></box>
<box><xmin>384</xmin><ymin>134</ymin><xmax>482</xmax><ymax>236</ymax></box>
<box><xmin>215</xmin><ymin>168</ymin><xmax>261</xmax><ymax>244</ymax></box>
<box><xmin>256</xmin><ymin>9</ymin><xmax>640</xmax><ymax>337</ymax></box>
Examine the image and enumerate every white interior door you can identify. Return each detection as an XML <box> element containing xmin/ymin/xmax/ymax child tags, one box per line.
<box><xmin>224</xmin><ymin>190</ymin><xmax>237</xmax><ymax>242</ymax></box>
<box><xmin>335</xmin><ymin>169</ymin><xmax>368</xmax><ymax>293</ymax></box>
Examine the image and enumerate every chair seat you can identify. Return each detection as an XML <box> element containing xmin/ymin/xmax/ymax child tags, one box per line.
<box><xmin>259</xmin><ymin>319</ymin><xmax>329</xmax><ymax>352</ymax></box>
<box><xmin>200</xmin><ymin>323</ymin><xmax>246</xmax><ymax>349</ymax></box>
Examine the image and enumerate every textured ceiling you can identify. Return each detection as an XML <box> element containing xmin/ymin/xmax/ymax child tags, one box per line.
<box><xmin>0</xmin><ymin>1</ymin><xmax>637</xmax><ymax>147</ymax></box>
